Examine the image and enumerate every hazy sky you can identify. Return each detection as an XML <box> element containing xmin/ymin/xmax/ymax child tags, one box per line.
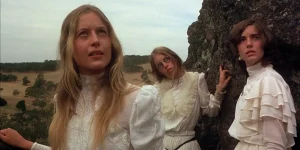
<box><xmin>1</xmin><ymin>0</ymin><xmax>202</xmax><ymax>63</ymax></box>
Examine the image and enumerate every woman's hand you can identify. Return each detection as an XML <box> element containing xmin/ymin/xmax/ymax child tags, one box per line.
<box><xmin>0</xmin><ymin>128</ymin><xmax>33</xmax><ymax>150</ymax></box>
<box><xmin>216</xmin><ymin>65</ymin><xmax>232</xmax><ymax>93</ymax></box>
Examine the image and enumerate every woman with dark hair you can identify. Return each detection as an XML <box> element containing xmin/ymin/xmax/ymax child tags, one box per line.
<box><xmin>149</xmin><ymin>46</ymin><xmax>232</xmax><ymax>150</ymax></box>
<box><xmin>228</xmin><ymin>18</ymin><xmax>297</xmax><ymax>150</ymax></box>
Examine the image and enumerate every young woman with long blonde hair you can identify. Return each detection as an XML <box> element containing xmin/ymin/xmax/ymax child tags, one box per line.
<box><xmin>0</xmin><ymin>4</ymin><xmax>164</xmax><ymax>150</ymax></box>
<box><xmin>149</xmin><ymin>46</ymin><xmax>231</xmax><ymax>150</ymax></box>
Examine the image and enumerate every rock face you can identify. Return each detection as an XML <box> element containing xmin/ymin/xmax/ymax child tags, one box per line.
<box><xmin>185</xmin><ymin>0</ymin><xmax>300</xmax><ymax>149</ymax></box>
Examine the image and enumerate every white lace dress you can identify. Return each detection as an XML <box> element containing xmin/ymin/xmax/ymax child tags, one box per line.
<box><xmin>155</xmin><ymin>72</ymin><xmax>224</xmax><ymax>150</ymax></box>
<box><xmin>228</xmin><ymin>63</ymin><xmax>297</xmax><ymax>150</ymax></box>
<box><xmin>31</xmin><ymin>74</ymin><xmax>164</xmax><ymax>150</ymax></box>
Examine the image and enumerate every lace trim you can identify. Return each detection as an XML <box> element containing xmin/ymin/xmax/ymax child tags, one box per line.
<box><xmin>107</xmin><ymin>124</ymin><xmax>131</xmax><ymax>150</ymax></box>
<box><xmin>80</xmin><ymin>72</ymin><xmax>104</xmax><ymax>89</ymax></box>
<box><xmin>160</xmin><ymin>72</ymin><xmax>199</xmax><ymax>119</ymax></box>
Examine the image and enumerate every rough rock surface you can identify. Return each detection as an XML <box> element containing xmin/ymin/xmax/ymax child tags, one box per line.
<box><xmin>185</xmin><ymin>0</ymin><xmax>300</xmax><ymax>149</ymax></box>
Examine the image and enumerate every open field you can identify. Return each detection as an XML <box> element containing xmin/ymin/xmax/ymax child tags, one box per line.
<box><xmin>0</xmin><ymin>63</ymin><xmax>155</xmax><ymax>114</ymax></box>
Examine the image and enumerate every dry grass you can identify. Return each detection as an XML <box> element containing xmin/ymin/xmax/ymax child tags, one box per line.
<box><xmin>0</xmin><ymin>63</ymin><xmax>156</xmax><ymax>114</ymax></box>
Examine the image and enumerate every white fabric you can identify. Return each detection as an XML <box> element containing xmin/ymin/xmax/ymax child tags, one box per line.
<box><xmin>31</xmin><ymin>74</ymin><xmax>164</xmax><ymax>150</ymax></box>
<box><xmin>228</xmin><ymin>63</ymin><xmax>297</xmax><ymax>150</ymax></box>
<box><xmin>263</xmin><ymin>117</ymin><xmax>286</xmax><ymax>150</ymax></box>
<box><xmin>155</xmin><ymin>72</ymin><xmax>223</xmax><ymax>150</ymax></box>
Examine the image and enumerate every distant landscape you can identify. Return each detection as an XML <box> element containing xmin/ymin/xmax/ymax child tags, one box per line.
<box><xmin>0</xmin><ymin>55</ymin><xmax>155</xmax><ymax>149</ymax></box>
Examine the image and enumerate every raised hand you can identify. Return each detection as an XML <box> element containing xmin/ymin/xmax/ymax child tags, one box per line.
<box><xmin>216</xmin><ymin>65</ymin><xmax>232</xmax><ymax>93</ymax></box>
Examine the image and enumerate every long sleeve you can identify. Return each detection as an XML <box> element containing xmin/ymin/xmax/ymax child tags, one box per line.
<box><xmin>197</xmin><ymin>73</ymin><xmax>223</xmax><ymax>117</ymax></box>
<box><xmin>263</xmin><ymin>117</ymin><xmax>287</xmax><ymax>150</ymax></box>
<box><xmin>31</xmin><ymin>142</ymin><xmax>51</xmax><ymax>150</ymax></box>
<box><xmin>129</xmin><ymin>85</ymin><xmax>164</xmax><ymax>150</ymax></box>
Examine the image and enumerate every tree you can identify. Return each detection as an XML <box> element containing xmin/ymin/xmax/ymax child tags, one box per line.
<box><xmin>0</xmin><ymin>74</ymin><xmax>17</xmax><ymax>82</ymax></box>
<box><xmin>33</xmin><ymin>73</ymin><xmax>46</xmax><ymax>88</ymax></box>
<box><xmin>23</xmin><ymin>76</ymin><xmax>31</xmax><ymax>86</ymax></box>
<box><xmin>25</xmin><ymin>73</ymin><xmax>48</xmax><ymax>99</ymax></box>
<box><xmin>45</xmin><ymin>81</ymin><xmax>57</xmax><ymax>92</ymax></box>
<box><xmin>16</xmin><ymin>100</ymin><xmax>26</xmax><ymax>112</ymax></box>
<box><xmin>32</xmin><ymin>99</ymin><xmax>47</xmax><ymax>109</ymax></box>
<box><xmin>0</xmin><ymin>97</ymin><xmax>7</xmax><ymax>106</ymax></box>
<box><xmin>140</xmin><ymin>70</ymin><xmax>153</xmax><ymax>85</ymax></box>
<box><xmin>13</xmin><ymin>89</ymin><xmax>20</xmax><ymax>96</ymax></box>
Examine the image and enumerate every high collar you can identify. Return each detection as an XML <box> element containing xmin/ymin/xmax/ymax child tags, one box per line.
<box><xmin>80</xmin><ymin>72</ymin><xmax>104</xmax><ymax>89</ymax></box>
<box><xmin>246</xmin><ymin>62</ymin><xmax>264</xmax><ymax>77</ymax></box>
<box><xmin>246</xmin><ymin>62</ymin><xmax>273</xmax><ymax>79</ymax></box>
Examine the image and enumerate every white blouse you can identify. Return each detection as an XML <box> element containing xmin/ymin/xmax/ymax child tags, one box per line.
<box><xmin>31</xmin><ymin>74</ymin><xmax>164</xmax><ymax>150</ymax></box>
<box><xmin>228</xmin><ymin>63</ymin><xmax>297</xmax><ymax>149</ymax></box>
<box><xmin>154</xmin><ymin>72</ymin><xmax>223</xmax><ymax>149</ymax></box>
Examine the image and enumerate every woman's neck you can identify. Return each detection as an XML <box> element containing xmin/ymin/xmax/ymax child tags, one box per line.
<box><xmin>166</xmin><ymin>70</ymin><xmax>185</xmax><ymax>80</ymax></box>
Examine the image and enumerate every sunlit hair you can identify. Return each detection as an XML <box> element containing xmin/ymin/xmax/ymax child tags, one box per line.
<box><xmin>228</xmin><ymin>18</ymin><xmax>279</xmax><ymax>66</ymax></box>
<box><xmin>48</xmin><ymin>4</ymin><xmax>134</xmax><ymax>150</ymax></box>
<box><xmin>150</xmin><ymin>46</ymin><xmax>184</xmax><ymax>82</ymax></box>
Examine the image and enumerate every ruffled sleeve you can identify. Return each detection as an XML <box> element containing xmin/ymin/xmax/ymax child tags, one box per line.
<box><xmin>198</xmin><ymin>73</ymin><xmax>223</xmax><ymax>117</ymax></box>
<box><xmin>129</xmin><ymin>85</ymin><xmax>164</xmax><ymax>150</ymax></box>
<box><xmin>31</xmin><ymin>143</ymin><xmax>51</xmax><ymax>150</ymax></box>
<box><xmin>240</xmin><ymin>75</ymin><xmax>297</xmax><ymax>147</ymax></box>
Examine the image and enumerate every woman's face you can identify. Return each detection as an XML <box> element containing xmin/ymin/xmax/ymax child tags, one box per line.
<box><xmin>237</xmin><ymin>25</ymin><xmax>264</xmax><ymax>67</ymax></box>
<box><xmin>153</xmin><ymin>53</ymin><xmax>176</xmax><ymax>79</ymax></box>
<box><xmin>73</xmin><ymin>12</ymin><xmax>112</xmax><ymax>75</ymax></box>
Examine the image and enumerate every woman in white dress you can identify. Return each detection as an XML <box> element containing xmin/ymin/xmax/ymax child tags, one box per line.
<box><xmin>149</xmin><ymin>46</ymin><xmax>232</xmax><ymax>150</ymax></box>
<box><xmin>0</xmin><ymin>4</ymin><xmax>164</xmax><ymax>150</ymax></box>
<box><xmin>228</xmin><ymin>18</ymin><xmax>297</xmax><ymax>150</ymax></box>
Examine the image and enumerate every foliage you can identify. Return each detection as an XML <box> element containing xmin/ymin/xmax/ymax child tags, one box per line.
<box><xmin>124</xmin><ymin>55</ymin><xmax>150</xmax><ymax>65</ymax></box>
<box><xmin>0</xmin><ymin>107</ymin><xmax>53</xmax><ymax>149</ymax></box>
<box><xmin>0</xmin><ymin>60</ymin><xmax>58</xmax><ymax>72</ymax></box>
<box><xmin>0</xmin><ymin>56</ymin><xmax>149</xmax><ymax>72</ymax></box>
<box><xmin>0</xmin><ymin>73</ymin><xmax>55</xmax><ymax>149</ymax></box>
<box><xmin>25</xmin><ymin>73</ymin><xmax>52</xmax><ymax>99</ymax></box>
<box><xmin>0</xmin><ymin>97</ymin><xmax>7</xmax><ymax>106</ymax></box>
<box><xmin>13</xmin><ymin>89</ymin><xmax>20</xmax><ymax>96</ymax></box>
<box><xmin>0</xmin><ymin>74</ymin><xmax>17</xmax><ymax>82</ymax></box>
<box><xmin>32</xmin><ymin>99</ymin><xmax>47</xmax><ymax>109</ymax></box>
<box><xmin>140</xmin><ymin>70</ymin><xmax>154</xmax><ymax>85</ymax></box>
<box><xmin>122</xmin><ymin>55</ymin><xmax>149</xmax><ymax>73</ymax></box>
<box><xmin>16</xmin><ymin>100</ymin><xmax>26</xmax><ymax>112</ymax></box>
<box><xmin>22</xmin><ymin>76</ymin><xmax>31</xmax><ymax>86</ymax></box>
<box><xmin>45</xmin><ymin>81</ymin><xmax>57</xmax><ymax>92</ymax></box>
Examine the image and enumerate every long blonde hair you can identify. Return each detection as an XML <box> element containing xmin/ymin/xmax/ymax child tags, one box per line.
<box><xmin>48</xmin><ymin>4</ymin><xmax>131</xmax><ymax>150</ymax></box>
<box><xmin>150</xmin><ymin>46</ymin><xmax>184</xmax><ymax>82</ymax></box>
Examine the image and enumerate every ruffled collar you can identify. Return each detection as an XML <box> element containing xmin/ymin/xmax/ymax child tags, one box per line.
<box><xmin>80</xmin><ymin>72</ymin><xmax>104</xmax><ymax>89</ymax></box>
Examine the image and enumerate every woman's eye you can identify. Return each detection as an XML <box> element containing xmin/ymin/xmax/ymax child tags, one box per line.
<box><xmin>97</xmin><ymin>29</ymin><xmax>107</xmax><ymax>35</ymax></box>
<box><xmin>240</xmin><ymin>37</ymin><xmax>246</xmax><ymax>41</ymax></box>
<box><xmin>79</xmin><ymin>32</ymin><xmax>88</xmax><ymax>37</ymax></box>
<box><xmin>253</xmin><ymin>35</ymin><xmax>260</xmax><ymax>40</ymax></box>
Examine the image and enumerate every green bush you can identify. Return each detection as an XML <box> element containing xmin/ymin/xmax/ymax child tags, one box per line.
<box><xmin>0</xmin><ymin>97</ymin><xmax>7</xmax><ymax>106</ymax></box>
<box><xmin>16</xmin><ymin>100</ymin><xmax>26</xmax><ymax>112</ymax></box>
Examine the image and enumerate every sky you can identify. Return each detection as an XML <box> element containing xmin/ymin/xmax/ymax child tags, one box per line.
<box><xmin>0</xmin><ymin>0</ymin><xmax>202</xmax><ymax>63</ymax></box>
